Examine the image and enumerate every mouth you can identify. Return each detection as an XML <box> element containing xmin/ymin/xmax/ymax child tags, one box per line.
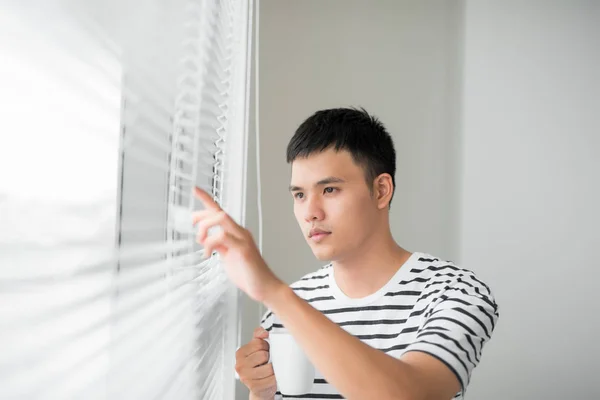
<box><xmin>309</xmin><ymin>231</ymin><xmax>331</xmax><ymax>243</ymax></box>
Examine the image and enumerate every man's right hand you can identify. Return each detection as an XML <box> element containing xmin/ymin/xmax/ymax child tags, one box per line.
<box><xmin>235</xmin><ymin>327</ymin><xmax>277</xmax><ymax>400</ymax></box>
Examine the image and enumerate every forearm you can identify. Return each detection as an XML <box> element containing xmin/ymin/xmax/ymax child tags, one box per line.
<box><xmin>264</xmin><ymin>284</ymin><xmax>418</xmax><ymax>400</ymax></box>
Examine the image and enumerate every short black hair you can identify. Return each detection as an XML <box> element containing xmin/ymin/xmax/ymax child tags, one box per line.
<box><xmin>286</xmin><ymin>107</ymin><xmax>396</xmax><ymax>205</ymax></box>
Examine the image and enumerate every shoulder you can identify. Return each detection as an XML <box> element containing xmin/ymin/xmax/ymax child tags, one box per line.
<box><xmin>411</xmin><ymin>252</ymin><xmax>498</xmax><ymax>313</ymax></box>
<box><xmin>290</xmin><ymin>263</ymin><xmax>332</xmax><ymax>288</ymax></box>
<box><xmin>409</xmin><ymin>252</ymin><xmax>495</xmax><ymax>297</ymax></box>
<box><xmin>410</xmin><ymin>253</ymin><xmax>470</xmax><ymax>276</ymax></box>
<box><xmin>410</xmin><ymin>253</ymin><xmax>482</xmax><ymax>281</ymax></box>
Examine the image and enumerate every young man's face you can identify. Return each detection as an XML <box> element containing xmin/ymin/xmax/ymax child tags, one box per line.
<box><xmin>289</xmin><ymin>148</ymin><xmax>381</xmax><ymax>262</ymax></box>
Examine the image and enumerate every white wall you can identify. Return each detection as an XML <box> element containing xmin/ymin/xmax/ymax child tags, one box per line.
<box><xmin>460</xmin><ymin>1</ymin><xmax>600</xmax><ymax>399</ymax></box>
<box><xmin>257</xmin><ymin>0</ymin><xmax>464</xmax><ymax>285</ymax></box>
<box><xmin>237</xmin><ymin>1</ymin><xmax>464</xmax><ymax>399</ymax></box>
<box><xmin>239</xmin><ymin>1</ymin><xmax>600</xmax><ymax>399</ymax></box>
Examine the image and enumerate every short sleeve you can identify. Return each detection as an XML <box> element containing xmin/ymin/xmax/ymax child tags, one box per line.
<box><xmin>260</xmin><ymin>309</ymin><xmax>275</xmax><ymax>331</ymax></box>
<box><xmin>404</xmin><ymin>274</ymin><xmax>499</xmax><ymax>395</ymax></box>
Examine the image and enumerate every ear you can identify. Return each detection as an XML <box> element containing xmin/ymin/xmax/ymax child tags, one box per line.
<box><xmin>373</xmin><ymin>173</ymin><xmax>394</xmax><ymax>210</ymax></box>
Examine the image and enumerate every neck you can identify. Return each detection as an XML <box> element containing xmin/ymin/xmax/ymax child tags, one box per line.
<box><xmin>331</xmin><ymin>226</ymin><xmax>412</xmax><ymax>299</ymax></box>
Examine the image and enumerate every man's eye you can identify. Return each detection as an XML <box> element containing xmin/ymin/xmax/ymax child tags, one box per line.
<box><xmin>324</xmin><ymin>187</ymin><xmax>336</xmax><ymax>194</ymax></box>
<box><xmin>294</xmin><ymin>192</ymin><xmax>304</xmax><ymax>199</ymax></box>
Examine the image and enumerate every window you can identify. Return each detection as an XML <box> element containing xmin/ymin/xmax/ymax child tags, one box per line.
<box><xmin>0</xmin><ymin>1</ymin><xmax>252</xmax><ymax>398</ymax></box>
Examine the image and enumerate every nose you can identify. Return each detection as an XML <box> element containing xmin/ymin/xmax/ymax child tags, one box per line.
<box><xmin>303</xmin><ymin>194</ymin><xmax>325</xmax><ymax>222</ymax></box>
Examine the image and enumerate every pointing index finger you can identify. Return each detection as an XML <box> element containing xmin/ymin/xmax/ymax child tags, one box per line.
<box><xmin>194</xmin><ymin>187</ymin><xmax>221</xmax><ymax>211</ymax></box>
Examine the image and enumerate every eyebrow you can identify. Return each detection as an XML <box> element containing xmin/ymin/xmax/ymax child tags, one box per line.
<box><xmin>289</xmin><ymin>176</ymin><xmax>346</xmax><ymax>192</ymax></box>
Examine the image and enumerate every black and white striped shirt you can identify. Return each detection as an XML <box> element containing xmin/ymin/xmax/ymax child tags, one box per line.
<box><xmin>261</xmin><ymin>252</ymin><xmax>499</xmax><ymax>399</ymax></box>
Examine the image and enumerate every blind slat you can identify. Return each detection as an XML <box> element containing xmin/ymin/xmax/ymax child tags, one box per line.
<box><xmin>1</xmin><ymin>0</ymin><xmax>251</xmax><ymax>398</ymax></box>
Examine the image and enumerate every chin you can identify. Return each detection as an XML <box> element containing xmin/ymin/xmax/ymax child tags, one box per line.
<box><xmin>310</xmin><ymin>246</ymin><xmax>337</xmax><ymax>262</ymax></box>
<box><xmin>313</xmin><ymin>253</ymin><xmax>331</xmax><ymax>262</ymax></box>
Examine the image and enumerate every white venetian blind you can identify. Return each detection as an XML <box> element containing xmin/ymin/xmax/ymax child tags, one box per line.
<box><xmin>0</xmin><ymin>0</ymin><xmax>252</xmax><ymax>399</ymax></box>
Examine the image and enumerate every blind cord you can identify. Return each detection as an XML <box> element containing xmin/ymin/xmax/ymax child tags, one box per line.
<box><xmin>254</xmin><ymin>0</ymin><xmax>265</xmax><ymax>324</ymax></box>
<box><xmin>255</xmin><ymin>0</ymin><xmax>262</xmax><ymax>259</ymax></box>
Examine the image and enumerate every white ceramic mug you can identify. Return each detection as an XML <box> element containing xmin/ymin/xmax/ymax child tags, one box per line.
<box><xmin>268</xmin><ymin>332</ymin><xmax>315</xmax><ymax>395</ymax></box>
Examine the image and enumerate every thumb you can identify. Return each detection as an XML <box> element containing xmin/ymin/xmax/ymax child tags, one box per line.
<box><xmin>253</xmin><ymin>327</ymin><xmax>269</xmax><ymax>339</ymax></box>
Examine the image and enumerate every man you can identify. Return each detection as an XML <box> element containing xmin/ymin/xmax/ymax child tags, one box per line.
<box><xmin>193</xmin><ymin>108</ymin><xmax>499</xmax><ymax>400</ymax></box>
